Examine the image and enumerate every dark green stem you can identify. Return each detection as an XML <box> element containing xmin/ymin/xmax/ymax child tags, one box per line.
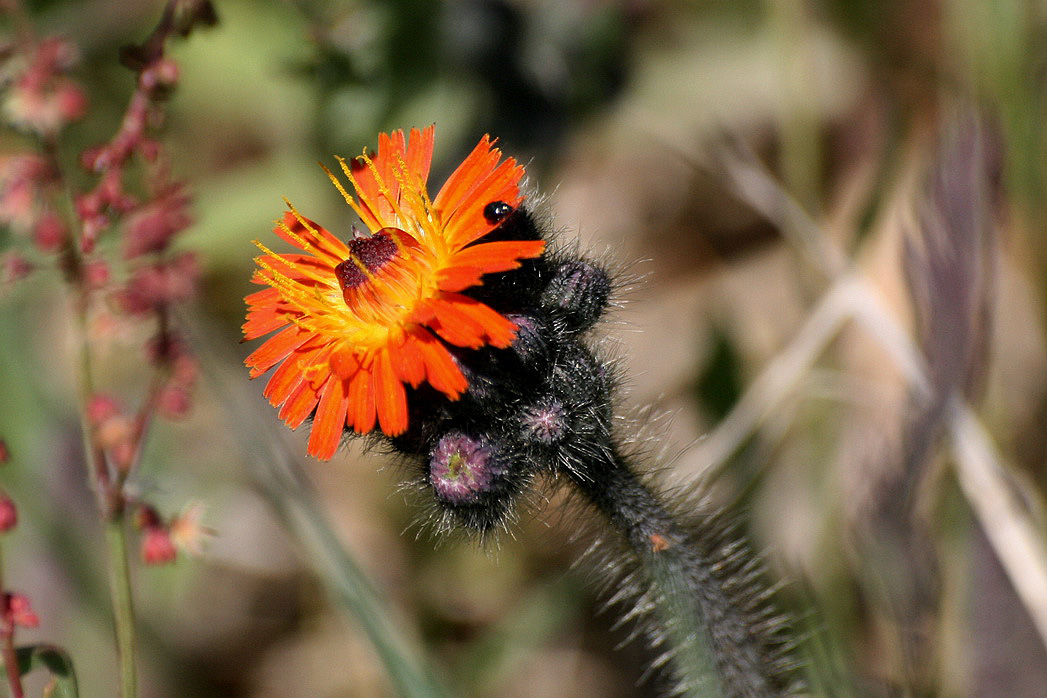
<box><xmin>566</xmin><ymin>449</ymin><xmax>784</xmax><ymax>697</ymax></box>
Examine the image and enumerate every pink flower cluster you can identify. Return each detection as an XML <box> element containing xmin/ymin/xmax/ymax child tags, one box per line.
<box><xmin>0</xmin><ymin>37</ymin><xmax>86</xmax><ymax>136</ymax></box>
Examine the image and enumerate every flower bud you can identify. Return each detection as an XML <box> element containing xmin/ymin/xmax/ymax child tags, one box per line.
<box><xmin>520</xmin><ymin>397</ymin><xmax>568</xmax><ymax>445</ymax></box>
<box><xmin>506</xmin><ymin>312</ymin><xmax>551</xmax><ymax>365</ymax></box>
<box><xmin>0</xmin><ymin>494</ymin><xmax>17</xmax><ymax>533</ymax></box>
<box><xmin>4</xmin><ymin>593</ymin><xmax>39</xmax><ymax>628</ymax></box>
<box><xmin>141</xmin><ymin>526</ymin><xmax>176</xmax><ymax>565</ymax></box>
<box><xmin>86</xmin><ymin>393</ymin><xmax>122</xmax><ymax>426</ymax></box>
<box><xmin>32</xmin><ymin>211</ymin><xmax>66</xmax><ymax>253</ymax></box>
<box><xmin>1</xmin><ymin>252</ymin><xmax>33</xmax><ymax>284</ymax></box>
<box><xmin>427</xmin><ymin>431</ymin><xmax>526</xmax><ymax>532</ymax></box>
<box><xmin>540</xmin><ymin>259</ymin><xmax>611</xmax><ymax>333</ymax></box>
<box><xmin>157</xmin><ymin>384</ymin><xmax>192</xmax><ymax>419</ymax></box>
<box><xmin>429</xmin><ymin>432</ymin><xmax>502</xmax><ymax>505</ymax></box>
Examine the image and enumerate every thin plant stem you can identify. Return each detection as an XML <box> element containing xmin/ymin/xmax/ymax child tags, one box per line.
<box><xmin>0</xmin><ymin>545</ymin><xmax>25</xmax><ymax>698</ymax></box>
<box><xmin>72</xmin><ymin>294</ymin><xmax>138</xmax><ymax>696</ymax></box>
<box><xmin>0</xmin><ymin>628</ymin><xmax>23</xmax><ymax>698</ymax></box>
<box><xmin>105</xmin><ymin>517</ymin><xmax>137</xmax><ymax>698</ymax></box>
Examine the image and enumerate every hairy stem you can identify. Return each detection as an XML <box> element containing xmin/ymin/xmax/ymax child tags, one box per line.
<box><xmin>567</xmin><ymin>449</ymin><xmax>784</xmax><ymax>697</ymax></box>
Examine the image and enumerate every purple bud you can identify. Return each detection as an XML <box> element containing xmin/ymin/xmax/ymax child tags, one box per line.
<box><xmin>540</xmin><ymin>259</ymin><xmax>611</xmax><ymax>332</ymax></box>
<box><xmin>507</xmin><ymin>313</ymin><xmax>543</xmax><ymax>358</ymax></box>
<box><xmin>429</xmin><ymin>432</ymin><xmax>502</xmax><ymax>504</ymax></box>
<box><xmin>520</xmin><ymin>398</ymin><xmax>567</xmax><ymax>444</ymax></box>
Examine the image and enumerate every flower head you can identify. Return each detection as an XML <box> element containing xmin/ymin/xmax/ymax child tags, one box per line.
<box><xmin>244</xmin><ymin>127</ymin><xmax>545</xmax><ymax>459</ymax></box>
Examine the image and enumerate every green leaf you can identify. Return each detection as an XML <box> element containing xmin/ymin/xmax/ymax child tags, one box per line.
<box><xmin>3</xmin><ymin>644</ymin><xmax>79</xmax><ymax>698</ymax></box>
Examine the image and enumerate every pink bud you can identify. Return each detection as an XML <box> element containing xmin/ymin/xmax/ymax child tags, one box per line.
<box><xmin>157</xmin><ymin>384</ymin><xmax>192</xmax><ymax>419</ymax></box>
<box><xmin>83</xmin><ymin>260</ymin><xmax>110</xmax><ymax>288</ymax></box>
<box><xmin>6</xmin><ymin>593</ymin><xmax>39</xmax><ymax>628</ymax></box>
<box><xmin>80</xmin><ymin>146</ymin><xmax>110</xmax><ymax>173</ymax></box>
<box><xmin>0</xmin><ymin>252</ymin><xmax>33</xmax><ymax>284</ymax></box>
<box><xmin>86</xmin><ymin>394</ymin><xmax>121</xmax><ymax>426</ymax></box>
<box><xmin>75</xmin><ymin>190</ymin><xmax>102</xmax><ymax>218</ymax></box>
<box><xmin>140</xmin><ymin>58</ymin><xmax>179</xmax><ymax>92</ymax></box>
<box><xmin>55</xmin><ymin>83</ymin><xmax>87</xmax><ymax>122</ymax></box>
<box><xmin>0</xmin><ymin>495</ymin><xmax>16</xmax><ymax>533</ymax></box>
<box><xmin>32</xmin><ymin>211</ymin><xmax>66</xmax><ymax>253</ymax></box>
<box><xmin>141</xmin><ymin>526</ymin><xmax>176</xmax><ymax>565</ymax></box>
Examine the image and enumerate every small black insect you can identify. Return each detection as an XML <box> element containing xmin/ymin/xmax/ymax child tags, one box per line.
<box><xmin>483</xmin><ymin>201</ymin><xmax>514</xmax><ymax>224</ymax></box>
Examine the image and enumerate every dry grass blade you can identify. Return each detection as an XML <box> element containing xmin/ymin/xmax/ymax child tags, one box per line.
<box><xmin>950</xmin><ymin>400</ymin><xmax>1047</xmax><ymax>647</ymax></box>
<box><xmin>704</xmin><ymin>118</ymin><xmax>1047</xmax><ymax>662</ymax></box>
<box><xmin>694</xmin><ymin>274</ymin><xmax>855</xmax><ymax>483</ymax></box>
<box><xmin>715</xmin><ymin>139</ymin><xmax>847</xmax><ymax>278</ymax></box>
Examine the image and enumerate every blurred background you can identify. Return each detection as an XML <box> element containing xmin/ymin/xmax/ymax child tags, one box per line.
<box><xmin>1</xmin><ymin>0</ymin><xmax>1047</xmax><ymax>695</ymax></box>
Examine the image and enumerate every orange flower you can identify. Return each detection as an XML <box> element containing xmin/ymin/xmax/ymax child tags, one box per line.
<box><xmin>244</xmin><ymin>127</ymin><xmax>545</xmax><ymax>459</ymax></box>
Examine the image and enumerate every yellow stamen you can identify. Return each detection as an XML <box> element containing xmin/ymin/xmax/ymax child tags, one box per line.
<box><xmin>341</xmin><ymin>152</ymin><xmax>414</xmax><ymax>240</ymax></box>
<box><xmin>320</xmin><ymin>163</ymin><xmax>356</xmax><ymax>209</ymax></box>
<box><xmin>254</xmin><ymin>238</ymin><xmax>335</xmax><ymax>289</ymax></box>
<box><xmin>278</xmin><ymin>200</ymin><xmax>320</xmax><ymax>252</ymax></box>
<box><xmin>331</xmin><ymin>157</ymin><xmax>374</xmax><ymax>228</ymax></box>
<box><xmin>389</xmin><ymin>150</ymin><xmax>436</xmax><ymax>242</ymax></box>
<box><xmin>333</xmin><ymin>156</ymin><xmax>411</xmax><ymax>259</ymax></box>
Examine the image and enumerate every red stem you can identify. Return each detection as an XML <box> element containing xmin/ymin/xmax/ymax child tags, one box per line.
<box><xmin>0</xmin><ymin>619</ymin><xmax>24</xmax><ymax>698</ymax></box>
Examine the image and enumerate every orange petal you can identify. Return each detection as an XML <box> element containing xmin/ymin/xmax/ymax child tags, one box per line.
<box><xmin>257</xmin><ymin>253</ymin><xmax>336</xmax><ymax>287</ymax></box>
<box><xmin>414</xmin><ymin>332</ymin><xmax>467</xmax><ymax>398</ymax></box>
<box><xmin>347</xmin><ymin>368</ymin><xmax>377</xmax><ymax>433</ymax></box>
<box><xmin>404</xmin><ymin>126</ymin><xmax>434</xmax><ymax>187</ymax></box>
<box><xmin>262</xmin><ymin>354</ymin><xmax>306</xmax><ymax>406</ymax></box>
<box><xmin>245</xmin><ymin>287</ymin><xmax>281</xmax><ymax>307</ymax></box>
<box><xmin>433</xmin><ymin>136</ymin><xmax>501</xmax><ymax>213</ymax></box>
<box><xmin>389</xmin><ymin>333</ymin><xmax>427</xmax><ymax>387</ymax></box>
<box><xmin>429</xmin><ymin>293</ymin><xmax>518</xmax><ymax>348</ymax></box>
<box><xmin>439</xmin><ymin>239</ymin><xmax>546</xmax><ymax>291</ymax></box>
<box><xmin>243</xmin><ymin>306</ymin><xmax>291</xmax><ymax>339</ymax></box>
<box><xmin>452</xmin><ymin>293</ymin><xmax>518</xmax><ymax>347</ymax></box>
<box><xmin>351</xmin><ymin>128</ymin><xmax>434</xmax><ymax>231</ymax></box>
<box><xmin>441</xmin><ymin>158</ymin><xmax>524</xmax><ymax>249</ymax></box>
<box><xmin>435</xmin><ymin>266</ymin><xmax>485</xmax><ymax>293</ymax></box>
<box><xmin>428</xmin><ymin>297</ymin><xmax>488</xmax><ymax>348</ymax></box>
<box><xmin>245</xmin><ymin>326</ymin><xmax>311</xmax><ymax>377</ymax></box>
<box><xmin>279</xmin><ymin>379</ymin><xmax>320</xmax><ymax>430</ymax></box>
<box><xmin>373</xmin><ymin>350</ymin><xmax>408</xmax><ymax>435</ymax></box>
<box><xmin>329</xmin><ymin>348</ymin><xmax>361</xmax><ymax>379</ymax></box>
<box><xmin>308</xmin><ymin>375</ymin><xmax>349</xmax><ymax>460</ymax></box>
